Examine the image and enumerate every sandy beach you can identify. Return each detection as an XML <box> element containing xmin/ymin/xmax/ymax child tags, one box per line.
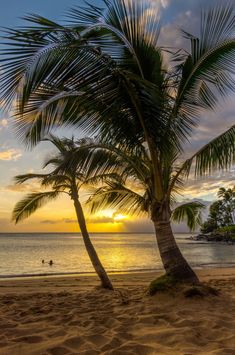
<box><xmin>0</xmin><ymin>268</ymin><xmax>234</xmax><ymax>355</ymax></box>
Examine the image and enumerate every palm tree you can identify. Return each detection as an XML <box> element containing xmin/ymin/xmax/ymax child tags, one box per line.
<box><xmin>217</xmin><ymin>186</ymin><xmax>235</xmax><ymax>225</ymax></box>
<box><xmin>1</xmin><ymin>0</ymin><xmax>235</xmax><ymax>283</ymax></box>
<box><xmin>12</xmin><ymin>135</ymin><xmax>113</xmax><ymax>290</ymax></box>
<box><xmin>68</xmin><ymin>139</ymin><xmax>205</xmax><ymax>230</ymax></box>
<box><xmin>70</xmin><ymin>140</ymin><xmax>205</xmax><ymax>273</ymax></box>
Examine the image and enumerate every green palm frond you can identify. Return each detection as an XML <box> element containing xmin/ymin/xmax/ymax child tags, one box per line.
<box><xmin>14</xmin><ymin>173</ymin><xmax>48</xmax><ymax>184</ymax></box>
<box><xmin>12</xmin><ymin>191</ymin><xmax>60</xmax><ymax>224</ymax></box>
<box><xmin>193</xmin><ymin>125</ymin><xmax>235</xmax><ymax>176</ymax></box>
<box><xmin>87</xmin><ymin>181</ymin><xmax>149</xmax><ymax>216</ymax></box>
<box><xmin>82</xmin><ymin>173</ymin><xmax>124</xmax><ymax>187</ymax></box>
<box><xmin>14</xmin><ymin>171</ymin><xmax>71</xmax><ymax>189</ymax></box>
<box><xmin>75</xmin><ymin>0</ymin><xmax>161</xmax><ymax>77</ymax></box>
<box><xmin>171</xmin><ymin>201</ymin><xmax>205</xmax><ymax>231</ymax></box>
<box><xmin>173</xmin><ymin>2</ymin><xmax>235</xmax><ymax>132</ymax></box>
<box><xmin>169</xmin><ymin>124</ymin><xmax>235</xmax><ymax>192</ymax></box>
<box><xmin>40</xmin><ymin>174</ymin><xmax>71</xmax><ymax>188</ymax></box>
<box><xmin>11</xmin><ymin>136</ymin><xmax>83</xmax><ymax>225</ymax></box>
<box><xmin>185</xmin><ymin>3</ymin><xmax>235</xmax><ymax>62</ymax></box>
<box><xmin>53</xmin><ymin>138</ymin><xmax>151</xmax><ymax>192</ymax></box>
<box><xmin>80</xmin><ymin>142</ymin><xmax>150</xmax><ymax>186</ymax></box>
<box><xmin>0</xmin><ymin>0</ymin><xmax>171</xmax><ymax>152</ymax></box>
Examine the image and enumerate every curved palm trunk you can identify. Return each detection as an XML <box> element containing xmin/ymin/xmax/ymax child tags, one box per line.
<box><xmin>72</xmin><ymin>191</ymin><xmax>113</xmax><ymax>290</ymax></box>
<box><xmin>148</xmin><ymin>184</ymin><xmax>199</xmax><ymax>283</ymax></box>
<box><xmin>154</xmin><ymin>220</ymin><xmax>199</xmax><ymax>283</ymax></box>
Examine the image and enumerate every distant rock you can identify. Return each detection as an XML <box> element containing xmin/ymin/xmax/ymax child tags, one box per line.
<box><xmin>188</xmin><ymin>233</ymin><xmax>235</xmax><ymax>244</ymax></box>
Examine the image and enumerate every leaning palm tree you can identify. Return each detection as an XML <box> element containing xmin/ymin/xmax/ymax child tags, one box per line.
<box><xmin>1</xmin><ymin>0</ymin><xmax>235</xmax><ymax>283</ymax></box>
<box><xmin>12</xmin><ymin>135</ymin><xmax>113</xmax><ymax>290</ymax></box>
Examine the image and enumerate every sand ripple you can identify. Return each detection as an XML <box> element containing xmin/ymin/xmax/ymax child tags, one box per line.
<box><xmin>0</xmin><ymin>270</ymin><xmax>234</xmax><ymax>354</ymax></box>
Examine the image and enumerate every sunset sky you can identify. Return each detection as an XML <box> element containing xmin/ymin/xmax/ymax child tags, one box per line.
<box><xmin>0</xmin><ymin>0</ymin><xmax>234</xmax><ymax>233</ymax></box>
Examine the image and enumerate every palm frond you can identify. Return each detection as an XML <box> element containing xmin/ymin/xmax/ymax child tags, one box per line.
<box><xmin>12</xmin><ymin>191</ymin><xmax>60</xmax><ymax>224</ymax></box>
<box><xmin>171</xmin><ymin>201</ymin><xmax>205</xmax><ymax>231</ymax></box>
<box><xmin>194</xmin><ymin>124</ymin><xmax>235</xmax><ymax>176</ymax></box>
<box><xmin>169</xmin><ymin>124</ymin><xmax>235</xmax><ymax>192</ymax></box>
<box><xmin>77</xmin><ymin>0</ymin><xmax>161</xmax><ymax>77</ymax></box>
<box><xmin>87</xmin><ymin>181</ymin><xmax>148</xmax><ymax>216</ymax></box>
<box><xmin>14</xmin><ymin>173</ymin><xmax>48</xmax><ymax>184</ymax></box>
<box><xmin>40</xmin><ymin>174</ymin><xmax>71</xmax><ymax>188</ymax></box>
<box><xmin>172</xmin><ymin>2</ymin><xmax>235</xmax><ymax>139</ymax></box>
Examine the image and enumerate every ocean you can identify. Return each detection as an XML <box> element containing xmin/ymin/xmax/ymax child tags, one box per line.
<box><xmin>0</xmin><ymin>233</ymin><xmax>234</xmax><ymax>278</ymax></box>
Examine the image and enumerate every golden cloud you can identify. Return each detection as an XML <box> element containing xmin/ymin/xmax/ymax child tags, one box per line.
<box><xmin>0</xmin><ymin>119</ymin><xmax>8</xmax><ymax>129</ymax></box>
<box><xmin>0</xmin><ymin>148</ymin><xmax>21</xmax><ymax>161</ymax></box>
<box><xmin>86</xmin><ymin>216</ymin><xmax>114</xmax><ymax>224</ymax></box>
<box><xmin>6</xmin><ymin>181</ymin><xmax>41</xmax><ymax>192</ymax></box>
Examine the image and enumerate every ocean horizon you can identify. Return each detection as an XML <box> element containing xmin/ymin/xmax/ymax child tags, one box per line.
<box><xmin>0</xmin><ymin>233</ymin><xmax>234</xmax><ymax>278</ymax></box>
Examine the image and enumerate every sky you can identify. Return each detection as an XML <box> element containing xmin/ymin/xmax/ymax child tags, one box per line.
<box><xmin>0</xmin><ymin>0</ymin><xmax>234</xmax><ymax>233</ymax></box>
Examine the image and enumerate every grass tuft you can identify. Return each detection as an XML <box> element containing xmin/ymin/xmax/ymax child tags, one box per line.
<box><xmin>149</xmin><ymin>274</ymin><xmax>177</xmax><ymax>295</ymax></box>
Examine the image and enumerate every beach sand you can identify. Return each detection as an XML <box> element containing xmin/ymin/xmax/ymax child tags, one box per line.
<box><xmin>0</xmin><ymin>268</ymin><xmax>235</xmax><ymax>355</ymax></box>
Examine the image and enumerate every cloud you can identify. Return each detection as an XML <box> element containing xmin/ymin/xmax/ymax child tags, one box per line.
<box><xmin>159</xmin><ymin>8</ymin><xmax>199</xmax><ymax>65</ymax></box>
<box><xmin>86</xmin><ymin>216</ymin><xmax>114</xmax><ymax>224</ymax></box>
<box><xmin>39</xmin><ymin>215</ymin><xmax>126</xmax><ymax>225</ymax></box>
<box><xmin>0</xmin><ymin>119</ymin><xmax>8</xmax><ymax>130</ymax></box>
<box><xmin>5</xmin><ymin>182</ymin><xmax>41</xmax><ymax>192</ymax></box>
<box><xmin>41</xmin><ymin>219</ymin><xmax>58</xmax><ymax>225</ymax></box>
<box><xmin>177</xmin><ymin>169</ymin><xmax>235</xmax><ymax>202</ymax></box>
<box><xmin>63</xmin><ymin>218</ymin><xmax>77</xmax><ymax>224</ymax></box>
<box><xmin>0</xmin><ymin>148</ymin><xmax>21</xmax><ymax>161</ymax></box>
<box><xmin>124</xmin><ymin>0</ymin><xmax>171</xmax><ymax>33</ymax></box>
<box><xmin>40</xmin><ymin>218</ymin><xmax>77</xmax><ymax>225</ymax></box>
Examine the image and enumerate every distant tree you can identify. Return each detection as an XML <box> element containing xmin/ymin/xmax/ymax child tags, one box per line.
<box><xmin>218</xmin><ymin>187</ymin><xmax>235</xmax><ymax>224</ymax></box>
<box><xmin>201</xmin><ymin>186</ymin><xmax>235</xmax><ymax>233</ymax></box>
<box><xmin>201</xmin><ymin>219</ymin><xmax>218</xmax><ymax>234</ymax></box>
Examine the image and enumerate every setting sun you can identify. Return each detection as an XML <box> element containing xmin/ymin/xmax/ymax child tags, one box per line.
<box><xmin>113</xmin><ymin>213</ymin><xmax>127</xmax><ymax>222</ymax></box>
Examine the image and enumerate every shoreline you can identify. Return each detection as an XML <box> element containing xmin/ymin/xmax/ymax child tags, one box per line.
<box><xmin>1</xmin><ymin>263</ymin><xmax>235</xmax><ymax>281</ymax></box>
<box><xmin>0</xmin><ymin>267</ymin><xmax>234</xmax><ymax>354</ymax></box>
<box><xmin>0</xmin><ymin>267</ymin><xmax>235</xmax><ymax>290</ymax></box>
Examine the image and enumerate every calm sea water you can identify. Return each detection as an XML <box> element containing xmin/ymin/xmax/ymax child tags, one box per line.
<box><xmin>0</xmin><ymin>233</ymin><xmax>234</xmax><ymax>278</ymax></box>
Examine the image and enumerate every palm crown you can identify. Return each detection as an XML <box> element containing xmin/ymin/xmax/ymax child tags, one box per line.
<box><xmin>1</xmin><ymin>1</ymin><xmax>235</xmax><ymax>198</ymax></box>
<box><xmin>13</xmin><ymin>136</ymin><xmax>83</xmax><ymax>223</ymax></box>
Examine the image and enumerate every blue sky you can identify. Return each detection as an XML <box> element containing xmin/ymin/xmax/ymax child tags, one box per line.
<box><xmin>0</xmin><ymin>0</ymin><xmax>96</xmax><ymax>27</ymax></box>
<box><xmin>0</xmin><ymin>0</ymin><xmax>234</xmax><ymax>232</ymax></box>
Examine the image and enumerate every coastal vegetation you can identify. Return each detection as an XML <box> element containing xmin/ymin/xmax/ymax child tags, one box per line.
<box><xmin>12</xmin><ymin>135</ymin><xmax>113</xmax><ymax>290</ymax></box>
<box><xmin>1</xmin><ymin>0</ymin><xmax>235</xmax><ymax>285</ymax></box>
<box><xmin>194</xmin><ymin>187</ymin><xmax>235</xmax><ymax>243</ymax></box>
<box><xmin>201</xmin><ymin>187</ymin><xmax>235</xmax><ymax>233</ymax></box>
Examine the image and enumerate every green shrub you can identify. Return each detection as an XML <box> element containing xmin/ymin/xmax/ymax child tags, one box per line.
<box><xmin>217</xmin><ymin>225</ymin><xmax>235</xmax><ymax>233</ymax></box>
<box><xmin>201</xmin><ymin>219</ymin><xmax>218</xmax><ymax>233</ymax></box>
<box><xmin>149</xmin><ymin>274</ymin><xmax>177</xmax><ymax>295</ymax></box>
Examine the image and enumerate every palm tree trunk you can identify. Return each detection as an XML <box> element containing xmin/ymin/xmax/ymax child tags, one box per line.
<box><xmin>154</xmin><ymin>220</ymin><xmax>199</xmax><ymax>283</ymax></box>
<box><xmin>72</xmin><ymin>193</ymin><xmax>113</xmax><ymax>290</ymax></box>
